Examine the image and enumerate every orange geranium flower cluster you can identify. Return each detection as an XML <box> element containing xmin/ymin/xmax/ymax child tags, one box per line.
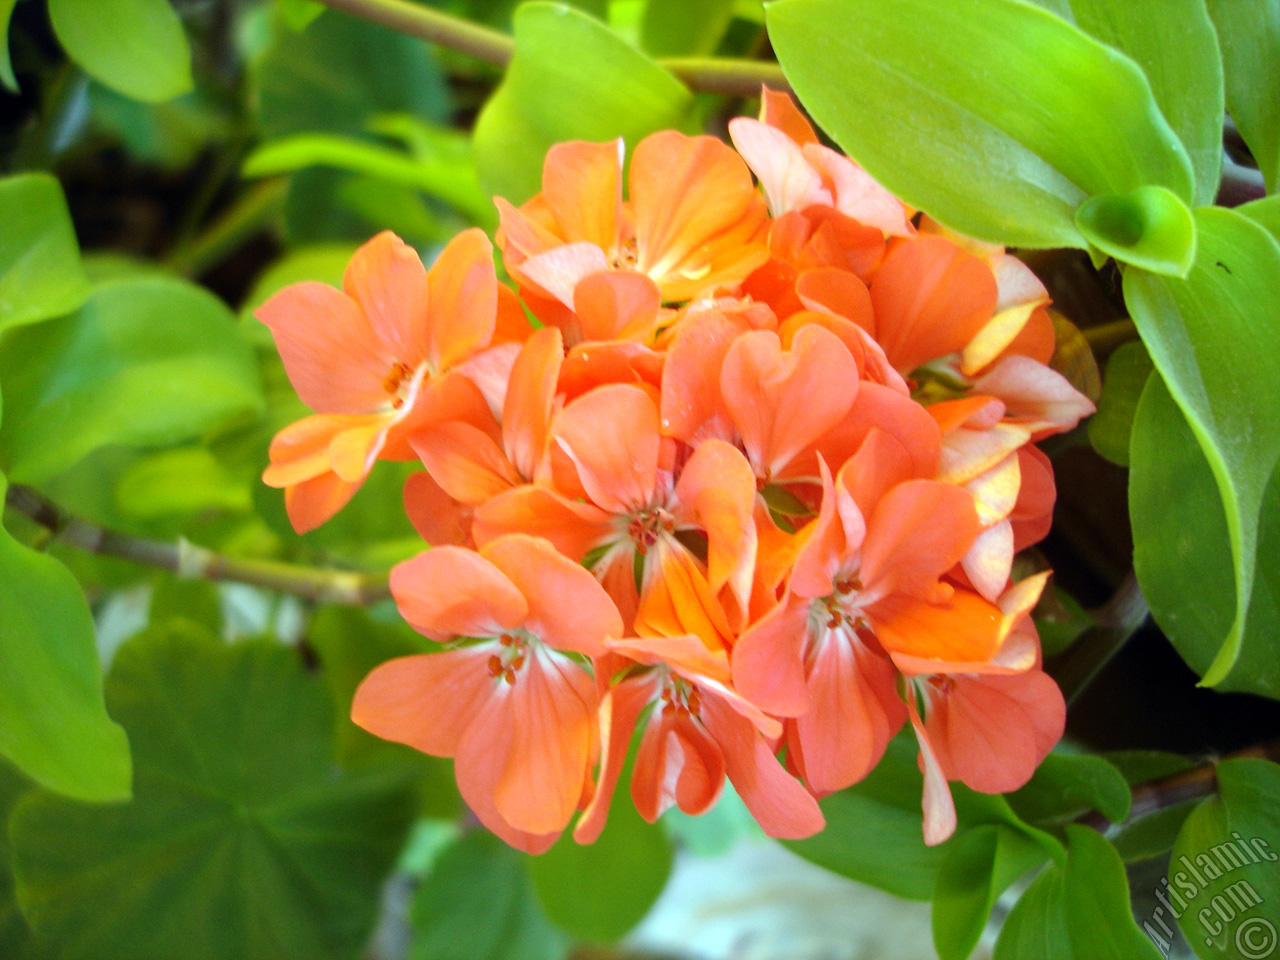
<box><xmin>259</xmin><ymin>91</ymin><xmax>1094</xmax><ymax>852</ymax></box>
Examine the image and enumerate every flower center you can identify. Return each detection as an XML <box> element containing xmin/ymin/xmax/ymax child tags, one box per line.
<box><xmin>659</xmin><ymin>674</ymin><xmax>701</xmax><ymax>719</ymax></box>
<box><xmin>487</xmin><ymin>633</ymin><xmax>531</xmax><ymax>685</ymax></box>
<box><xmin>381</xmin><ymin>361</ymin><xmax>414</xmax><ymax>409</ymax></box>
<box><xmin>608</xmin><ymin>236</ymin><xmax>640</xmax><ymax>271</ymax></box>
<box><xmin>626</xmin><ymin>507</ymin><xmax>674</xmax><ymax>555</ymax></box>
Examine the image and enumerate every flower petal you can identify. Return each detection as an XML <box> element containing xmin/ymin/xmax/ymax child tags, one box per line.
<box><xmin>390</xmin><ymin>546</ymin><xmax>528</xmax><ymax>642</ymax></box>
<box><xmin>342</xmin><ymin>231</ymin><xmax>431</xmax><ymax>364</ymax></box>
<box><xmin>672</xmin><ymin>439</ymin><xmax>758</xmax><ymax>607</ymax></box>
<box><xmin>574</xmin><ymin>673</ymin><xmax>659</xmax><ymax>843</ymax></box>
<box><xmin>552</xmin><ymin>384</ymin><xmax>660</xmax><ymax>515</ymax></box>
<box><xmin>542</xmin><ymin>139</ymin><xmax>623</xmax><ymax>251</ymax></box>
<box><xmin>426</xmin><ymin>227</ymin><xmax>499</xmax><ymax>370</ymax></box>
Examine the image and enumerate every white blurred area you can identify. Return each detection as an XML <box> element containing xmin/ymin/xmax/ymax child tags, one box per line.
<box><xmin>627</xmin><ymin>839</ymin><xmax>966</xmax><ymax>960</ymax></box>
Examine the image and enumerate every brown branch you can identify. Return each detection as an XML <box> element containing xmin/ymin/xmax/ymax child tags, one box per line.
<box><xmin>1078</xmin><ymin>737</ymin><xmax>1280</xmax><ymax>833</ymax></box>
<box><xmin>5</xmin><ymin>485</ymin><xmax>391</xmax><ymax>606</ymax></box>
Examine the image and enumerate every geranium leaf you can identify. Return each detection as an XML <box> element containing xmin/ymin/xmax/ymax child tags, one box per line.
<box><xmin>9</xmin><ymin>628</ymin><xmax>417</xmax><ymax>960</ymax></box>
<box><xmin>1075</xmin><ymin>185</ymin><xmax>1196</xmax><ymax>277</ymax></box>
<box><xmin>1205</xmin><ymin>0</ymin><xmax>1280</xmax><ymax>193</ymax></box>
<box><xmin>1088</xmin><ymin>341</ymin><xmax>1154</xmax><ymax>467</ymax></box>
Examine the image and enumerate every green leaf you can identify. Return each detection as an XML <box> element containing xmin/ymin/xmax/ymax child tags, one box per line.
<box><xmin>9</xmin><ymin>628</ymin><xmax>417</xmax><ymax>960</ymax></box>
<box><xmin>1057</xmin><ymin>0</ymin><xmax>1224</xmax><ymax>207</ymax></box>
<box><xmin>0</xmin><ymin>475</ymin><xmax>132</xmax><ymax>802</ymax></box>
<box><xmin>0</xmin><ymin>173</ymin><xmax>90</xmax><ymax>335</ymax></box>
<box><xmin>0</xmin><ymin>276</ymin><xmax>264</xmax><ymax>484</ymax></box>
<box><xmin>933</xmin><ymin>824</ymin><xmax>1047</xmax><ymax>960</ymax></box>
<box><xmin>1124</xmin><ymin>208</ymin><xmax>1280</xmax><ymax>689</ymax></box>
<box><xmin>243</xmin><ymin>132</ymin><xmax>494</xmax><ymax>227</ymax></box>
<box><xmin>1129</xmin><ymin>375</ymin><xmax>1280</xmax><ymax>699</ymax></box>
<box><xmin>474</xmin><ymin>1</ymin><xmax>693</xmax><ymax>203</ymax></box>
<box><xmin>1171</xmin><ymin>759</ymin><xmax>1280</xmax><ymax>960</ymax></box>
<box><xmin>1088</xmin><ymin>341</ymin><xmax>1154</xmax><ymax>467</ymax></box>
<box><xmin>1075</xmin><ymin>185</ymin><xmax>1196</xmax><ymax>277</ymax></box>
<box><xmin>641</xmin><ymin>0</ymin><xmax>736</xmax><ymax>56</ymax></box>
<box><xmin>276</xmin><ymin>0</ymin><xmax>325</xmax><ymax>31</ymax></box>
<box><xmin>1205</xmin><ymin>0</ymin><xmax>1280</xmax><ymax>192</ymax></box>
<box><xmin>766</xmin><ymin>0</ymin><xmax>1194</xmax><ymax>250</ymax></box>
<box><xmin>1111</xmin><ymin>800</ymin><xmax>1200</xmax><ymax>864</ymax></box>
<box><xmin>252</xmin><ymin>9</ymin><xmax>449</xmax><ymax>139</ymax></box>
<box><xmin>0</xmin><ymin>0</ymin><xmax>19</xmax><ymax>92</ymax></box>
<box><xmin>48</xmin><ymin>0</ymin><xmax>192</xmax><ymax>102</ymax></box>
<box><xmin>529</xmin><ymin>793</ymin><xmax>674</xmax><ymax>943</ymax></box>
<box><xmin>1239</xmin><ymin>194</ymin><xmax>1280</xmax><ymax>245</ymax></box>
<box><xmin>411</xmin><ymin>831</ymin><xmax>569</xmax><ymax>960</ymax></box>
<box><xmin>1007</xmin><ymin>751</ymin><xmax>1132</xmax><ymax>827</ymax></box>
<box><xmin>114</xmin><ymin>446</ymin><xmax>251</xmax><ymax>519</ymax></box>
<box><xmin>784</xmin><ymin>734</ymin><xmax>948</xmax><ymax>900</ymax></box>
<box><xmin>0</xmin><ymin>763</ymin><xmax>32</xmax><ymax>957</ymax></box>
<box><xmin>993</xmin><ymin>826</ymin><xmax>1164</xmax><ymax>959</ymax></box>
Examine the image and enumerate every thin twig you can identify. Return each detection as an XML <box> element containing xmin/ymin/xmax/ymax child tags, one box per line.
<box><xmin>311</xmin><ymin>0</ymin><xmax>791</xmax><ymax>97</ymax></box>
<box><xmin>5</xmin><ymin>485</ymin><xmax>391</xmax><ymax>606</ymax></box>
<box><xmin>1078</xmin><ymin>737</ymin><xmax>1280</xmax><ymax>833</ymax></box>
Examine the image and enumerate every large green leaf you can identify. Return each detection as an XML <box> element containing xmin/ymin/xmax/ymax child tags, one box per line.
<box><xmin>1047</xmin><ymin>0</ymin><xmax>1224</xmax><ymax>206</ymax></box>
<box><xmin>473</xmin><ymin>1</ymin><xmax>693</xmax><ymax>203</ymax></box>
<box><xmin>1007</xmin><ymin>751</ymin><xmax>1131</xmax><ymax>827</ymax></box>
<box><xmin>641</xmin><ymin>0</ymin><xmax>736</xmax><ymax>56</ymax></box>
<box><xmin>993</xmin><ymin>826</ymin><xmax>1164</xmax><ymax>959</ymax></box>
<box><xmin>0</xmin><ymin>762</ymin><xmax>31</xmax><ymax>956</ymax></box>
<box><xmin>0</xmin><ymin>276</ymin><xmax>263</xmax><ymax>483</ymax></box>
<box><xmin>411</xmin><ymin>831</ymin><xmax>569</xmax><ymax>960</ymax></box>
<box><xmin>47</xmin><ymin>0</ymin><xmax>192</xmax><ymax>102</ymax></box>
<box><xmin>1172</xmin><ymin>759</ymin><xmax>1280</xmax><ymax>960</ymax></box>
<box><xmin>1129</xmin><ymin>376</ymin><xmax>1280</xmax><ymax>699</ymax></box>
<box><xmin>0</xmin><ymin>474</ymin><xmax>132</xmax><ymax>802</ymax></box>
<box><xmin>1124</xmin><ymin>208</ymin><xmax>1280</xmax><ymax>689</ymax></box>
<box><xmin>529</xmin><ymin>788</ymin><xmax>674</xmax><ymax>943</ymax></box>
<box><xmin>243</xmin><ymin>132</ymin><xmax>494</xmax><ymax>227</ymax></box>
<box><xmin>1206</xmin><ymin>0</ymin><xmax>1280</xmax><ymax>192</ymax></box>
<box><xmin>933</xmin><ymin>824</ymin><xmax>1047</xmax><ymax>960</ymax></box>
<box><xmin>0</xmin><ymin>173</ymin><xmax>90</xmax><ymax>335</ymax></box>
<box><xmin>766</xmin><ymin>0</ymin><xmax>1195</xmax><ymax>253</ymax></box>
<box><xmin>0</xmin><ymin>0</ymin><xmax>17</xmax><ymax>91</ymax></box>
<box><xmin>9</xmin><ymin>628</ymin><xmax>417</xmax><ymax>960</ymax></box>
<box><xmin>252</xmin><ymin>9</ymin><xmax>449</xmax><ymax>139</ymax></box>
<box><xmin>1239</xmin><ymin>194</ymin><xmax>1280</xmax><ymax>244</ymax></box>
<box><xmin>1088</xmin><ymin>341</ymin><xmax>1154</xmax><ymax>467</ymax></box>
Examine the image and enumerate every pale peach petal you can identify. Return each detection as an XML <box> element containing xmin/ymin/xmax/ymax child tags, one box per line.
<box><xmin>909</xmin><ymin>695</ymin><xmax>957</xmax><ymax>846</ymax></box>
<box><xmin>390</xmin><ymin>547</ymin><xmax>528</xmax><ymax>642</ymax></box>
<box><xmin>971</xmin><ymin>355</ymin><xmax>1096</xmax><ymax>436</ymax></box>
<box><xmin>607</xmin><ymin>633</ymin><xmax>732</xmax><ymax>686</ymax></box>
<box><xmin>937</xmin><ymin>422</ymin><xmax>1032</xmax><ymax>486</ymax></box>
<box><xmin>728</xmin><ymin>117</ymin><xmax>830</xmax><ymax>217</ymax></box>
<box><xmin>573</xmin><ymin>270</ymin><xmax>662</xmax><ymax>342</ymax></box>
<box><xmin>964</xmin><ymin>453</ymin><xmax>1021</xmax><ymax>528</ymax></box>
<box><xmin>518</xmin><ymin>242</ymin><xmax>610</xmax><ymax>311</ymax></box>
<box><xmin>803</xmin><ymin>144</ymin><xmax>914</xmax><ymax>238</ymax></box>
<box><xmin>960</xmin><ymin>520</ymin><xmax>1015</xmax><ymax>603</ymax></box>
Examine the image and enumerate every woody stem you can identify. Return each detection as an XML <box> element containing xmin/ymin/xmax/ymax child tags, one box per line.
<box><xmin>310</xmin><ymin>0</ymin><xmax>791</xmax><ymax>97</ymax></box>
<box><xmin>5</xmin><ymin>485</ymin><xmax>391</xmax><ymax>606</ymax></box>
<box><xmin>1077</xmin><ymin>736</ymin><xmax>1280</xmax><ymax>832</ymax></box>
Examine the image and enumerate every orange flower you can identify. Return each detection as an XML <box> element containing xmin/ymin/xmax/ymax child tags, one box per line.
<box><xmin>259</xmin><ymin>230</ymin><xmax>518</xmax><ymax>532</ymax></box>
<box><xmin>574</xmin><ymin>633</ymin><xmax>824</xmax><ymax>843</ymax></box>
<box><xmin>496</xmin><ymin>132</ymin><xmax>769</xmax><ymax>324</ymax></box>
<box><xmin>351</xmin><ymin>534</ymin><xmax>623</xmax><ymax>853</ymax></box>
